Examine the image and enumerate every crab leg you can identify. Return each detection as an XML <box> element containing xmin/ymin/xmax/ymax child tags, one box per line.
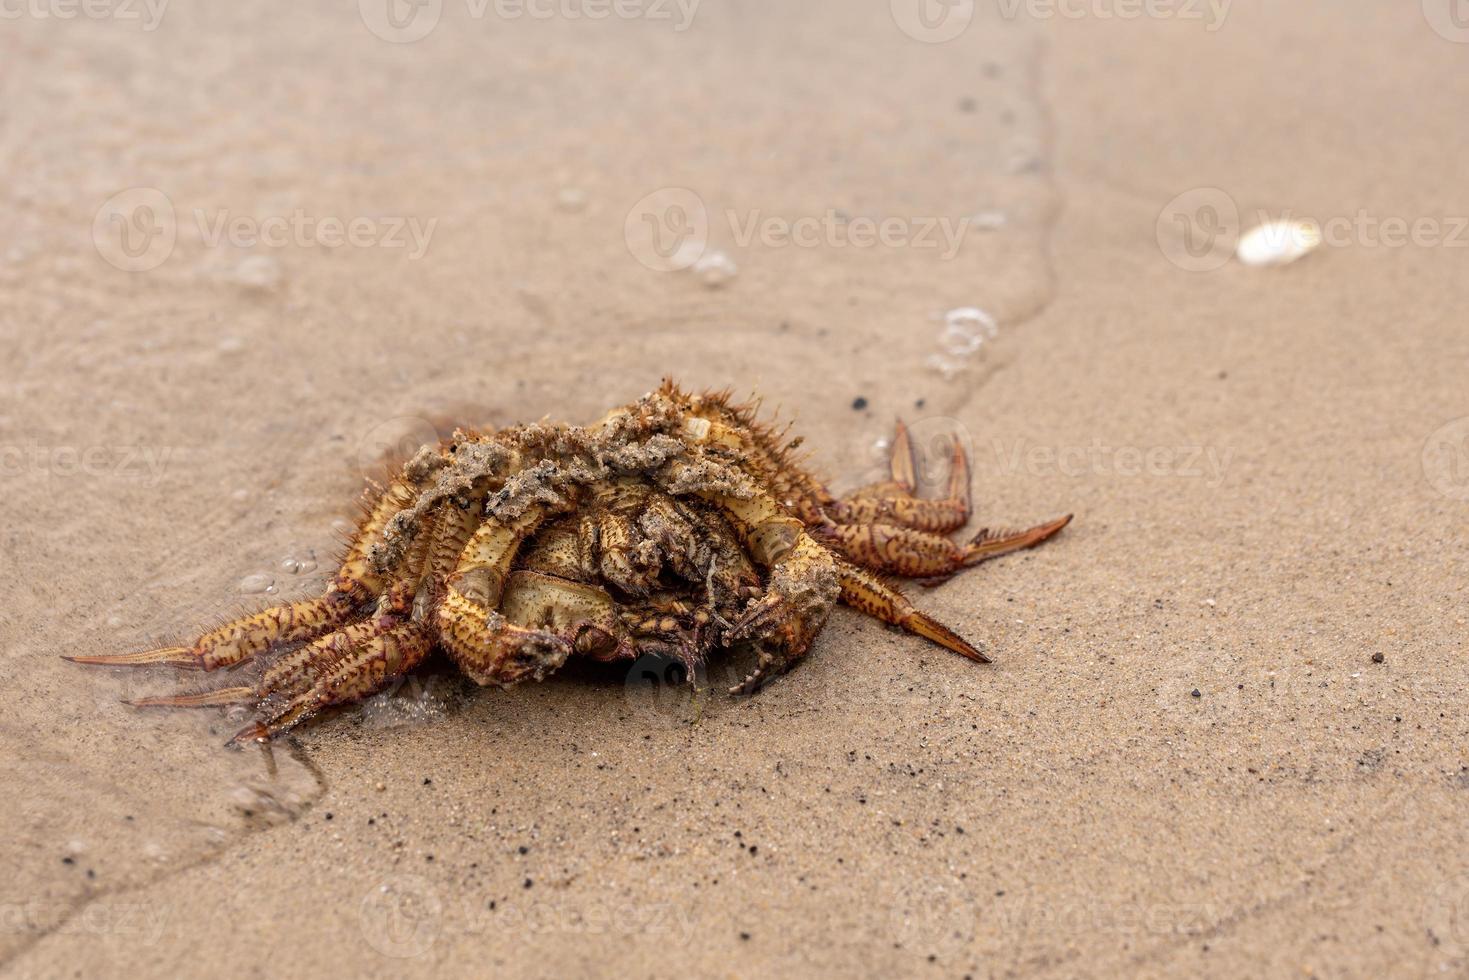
<box><xmin>123</xmin><ymin>583</ymin><xmax>422</xmax><ymax>712</ymax></box>
<box><xmin>66</xmin><ymin>473</ymin><xmax>421</xmax><ymax>671</ymax></box>
<box><xmin>442</xmin><ymin>570</ymin><xmax>632</xmax><ymax>686</ymax></box>
<box><xmin>698</xmin><ymin>489</ymin><xmax>841</xmax><ymax>694</ymax></box>
<box><xmin>64</xmin><ymin>589</ymin><xmax>363</xmax><ymax>670</ymax></box>
<box><xmin>835</xmin><ymin>562</ymin><xmax>987</xmax><ymax>663</ymax></box>
<box><xmin>818</xmin><ymin>515</ymin><xmax>1071</xmax><ymax>579</ymax></box>
<box><xmin>125</xmin><ymin>686</ymin><xmax>257</xmax><ymax>708</ymax></box>
<box><xmin>830</xmin><ymin>422</ymin><xmax>973</xmax><ymax>534</ymax></box>
<box><xmin>410</xmin><ymin>489</ymin><xmax>486</xmax><ymax>617</ymax></box>
<box><xmin>438</xmin><ymin>503</ymin><xmax>565</xmax><ymax>683</ymax></box>
<box><xmin>230</xmin><ymin>618</ymin><xmax>432</xmax><ymax>744</ymax></box>
<box><xmin>444</xmin><ymin>503</ymin><xmax>554</xmax><ymax>609</ymax></box>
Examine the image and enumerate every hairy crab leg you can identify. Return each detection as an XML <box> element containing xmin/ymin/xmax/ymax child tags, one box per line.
<box><xmin>123</xmin><ymin>583</ymin><xmax>423</xmax><ymax>716</ymax></box>
<box><xmin>230</xmin><ymin>618</ymin><xmax>432</xmax><ymax>744</ymax></box>
<box><xmin>440</xmin><ymin>570</ymin><xmax>637</xmax><ymax>686</ymax></box>
<box><xmin>834</xmin><ymin>562</ymin><xmax>988</xmax><ymax>663</ymax></box>
<box><xmin>125</xmin><ymin>686</ymin><xmax>256</xmax><ymax>708</ymax></box>
<box><xmin>63</xmin><ymin>590</ymin><xmax>363</xmax><ymax>670</ymax></box>
<box><xmin>437</xmin><ymin>503</ymin><xmax>570</xmax><ymax>683</ymax></box>
<box><xmin>829</xmin><ymin>422</ymin><xmax>972</xmax><ymax>534</ymax></box>
<box><xmin>697</xmin><ymin>489</ymin><xmax>841</xmax><ymax>694</ymax></box>
<box><xmin>65</xmin><ymin>473</ymin><xmax>422</xmax><ymax>671</ymax></box>
<box><xmin>816</xmin><ymin>514</ymin><xmax>1072</xmax><ymax>580</ymax></box>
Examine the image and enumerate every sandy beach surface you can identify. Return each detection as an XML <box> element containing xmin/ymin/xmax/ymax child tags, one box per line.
<box><xmin>2</xmin><ymin>2</ymin><xmax>1466</xmax><ymax>977</ymax></box>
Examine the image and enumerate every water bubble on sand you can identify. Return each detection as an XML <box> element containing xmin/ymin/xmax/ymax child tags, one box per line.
<box><xmin>281</xmin><ymin>552</ymin><xmax>318</xmax><ymax>575</ymax></box>
<box><xmin>229</xmin><ymin>785</ymin><xmax>261</xmax><ymax>810</ymax></box>
<box><xmin>105</xmin><ymin>614</ymin><xmax>125</xmax><ymax>629</ymax></box>
<box><xmin>941</xmin><ymin>306</ymin><xmax>998</xmax><ymax>356</ymax></box>
<box><xmin>926</xmin><ymin>354</ymin><xmax>964</xmax><ymax>381</ymax></box>
<box><xmin>971</xmin><ymin>210</ymin><xmax>1008</xmax><ymax>230</ymax></box>
<box><xmin>218</xmin><ymin>336</ymin><xmax>247</xmax><ymax>356</ymax></box>
<box><xmin>358</xmin><ymin>676</ymin><xmax>459</xmax><ymax>731</ymax></box>
<box><xmin>229</xmin><ymin>778</ymin><xmax>313</xmax><ymax>823</ymax></box>
<box><xmin>232</xmin><ymin>255</ymin><xmax>284</xmax><ymax>291</ymax></box>
<box><xmin>556</xmin><ymin>187</ymin><xmax>587</xmax><ymax>212</ymax></box>
<box><xmin>1236</xmin><ymin>219</ymin><xmax>1322</xmax><ymax>267</ymax></box>
<box><xmin>691</xmin><ymin>250</ymin><xmax>737</xmax><ymax>288</ymax></box>
<box><xmin>239</xmin><ymin>573</ymin><xmax>276</xmax><ymax>595</ymax></box>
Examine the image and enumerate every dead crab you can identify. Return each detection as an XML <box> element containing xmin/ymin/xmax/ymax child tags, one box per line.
<box><xmin>68</xmin><ymin>382</ymin><xmax>1070</xmax><ymax>743</ymax></box>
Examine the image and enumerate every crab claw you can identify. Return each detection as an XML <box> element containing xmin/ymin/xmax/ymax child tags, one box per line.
<box><xmin>228</xmin><ymin>721</ymin><xmax>271</xmax><ymax>747</ymax></box>
<box><xmin>725</xmin><ymin>594</ymin><xmax>822</xmax><ymax>695</ymax></box>
<box><xmin>725</xmin><ymin>535</ymin><xmax>841</xmax><ymax>695</ymax></box>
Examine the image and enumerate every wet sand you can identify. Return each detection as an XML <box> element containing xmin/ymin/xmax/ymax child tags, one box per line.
<box><xmin>2</xmin><ymin>2</ymin><xmax>1467</xmax><ymax>977</ymax></box>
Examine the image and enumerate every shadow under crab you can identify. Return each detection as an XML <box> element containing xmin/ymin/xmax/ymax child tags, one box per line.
<box><xmin>68</xmin><ymin>381</ymin><xmax>1071</xmax><ymax>744</ymax></box>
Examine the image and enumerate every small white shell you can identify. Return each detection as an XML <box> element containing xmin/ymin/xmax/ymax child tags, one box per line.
<box><xmin>1236</xmin><ymin>219</ymin><xmax>1322</xmax><ymax>267</ymax></box>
